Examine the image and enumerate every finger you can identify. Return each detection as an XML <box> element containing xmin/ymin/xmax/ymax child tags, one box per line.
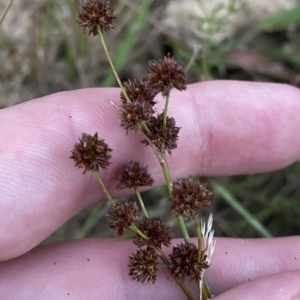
<box><xmin>1</xmin><ymin>81</ymin><xmax>300</xmax><ymax>260</ymax></box>
<box><xmin>0</xmin><ymin>237</ymin><xmax>300</xmax><ymax>299</ymax></box>
<box><xmin>214</xmin><ymin>271</ymin><xmax>300</xmax><ymax>300</ymax></box>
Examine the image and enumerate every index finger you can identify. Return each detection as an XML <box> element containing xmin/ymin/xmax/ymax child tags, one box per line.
<box><xmin>1</xmin><ymin>80</ymin><xmax>300</xmax><ymax>260</ymax></box>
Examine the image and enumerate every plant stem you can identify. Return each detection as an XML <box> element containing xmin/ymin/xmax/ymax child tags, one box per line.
<box><xmin>160</xmin><ymin>153</ymin><xmax>191</xmax><ymax>245</ymax></box>
<box><xmin>193</xmin><ymin>214</ymin><xmax>202</xmax><ymax>262</ymax></box>
<box><xmin>97</xmin><ymin>26</ymin><xmax>131</xmax><ymax>104</ymax></box>
<box><xmin>163</xmin><ymin>91</ymin><xmax>170</xmax><ymax>135</ymax></box>
<box><xmin>177</xmin><ymin>215</ymin><xmax>190</xmax><ymax>244</ymax></box>
<box><xmin>93</xmin><ymin>171</ymin><xmax>115</xmax><ymax>207</ymax></box>
<box><xmin>97</xmin><ymin>26</ymin><xmax>152</xmax><ymax>135</ymax></box>
<box><xmin>130</xmin><ymin>223</ymin><xmax>148</xmax><ymax>240</ymax></box>
<box><xmin>134</xmin><ymin>187</ymin><xmax>149</xmax><ymax>218</ymax></box>
<box><xmin>175</xmin><ymin>277</ymin><xmax>196</xmax><ymax>300</ymax></box>
<box><xmin>155</xmin><ymin>248</ymin><xmax>195</xmax><ymax>300</ymax></box>
<box><xmin>161</xmin><ymin>153</ymin><xmax>173</xmax><ymax>193</ymax></box>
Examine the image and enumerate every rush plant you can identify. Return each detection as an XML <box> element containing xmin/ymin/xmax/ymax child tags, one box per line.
<box><xmin>70</xmin><ymin>1</ymin><xmax>215</xmax><ymax>299</ymax></box>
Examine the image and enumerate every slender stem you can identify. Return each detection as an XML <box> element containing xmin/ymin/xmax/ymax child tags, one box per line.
<box><xmin>97</xmin><ymin>26</ymin><xmax>131</xmax><ymax>104</ymax></box>
<box><xmin>174</xmin><ymin>277</ymin><xmax>196</xmax><ymax>300</ymax></box>
<box><xmin>157</xmin><ymin>263</ymin><xmax>169</xmax><ymax>268</ymax></box>
<box><xmin>0</xmin><ymin>0</ymin><xmax>14</xmax><ymax>25</ymax></box>
<box><xmin>177</xmin><ymin>215</ymin><xmax>190</xmax><ymax>244</ymax></box>
<box><xmin>193</xmin><ymin>214</ymin><xmax>202</xmax><ymax>262</ymax></box>
<box><xmin>139</xmin><ymin>120</ymin><xmax>152</xmax><ymax>135</ymax></box>
<box><xmin>202</xmin><ymin>281</ymin><xmax>212</xmax><ymax>299</ymax></box>
<box><xmin>134</xmin><ymin>187</ymin><xmax>149</xmax><ymax>218</ymax></box>
<box><xmin>93</xmin><ymin>171</ymin><xmax>115</xmax><ymax>207</ymax></box>
<box><xmin>130</xmin><ymin>223</ymin><xmax>148</xmax><ymax>240</ymax></box>
<box><xmin>163</xmin><ymin>91</ymin><xmax>170</xmax><ymax>135</ymax></box>
<box><xmin>97</xmin><ymin>27</ymin><xmax>153</xmax><ymax>135</ymax></box>
<box><xmin>160</xmin><ymin>152</ymin><xmax>191</xmax><ymax>245</ymax></box>
<box><xmin>161</xmin><ymin>153</ymin><xmax>173</xmax><ymax>193</ymax></box>
<box><xmin>155</xmin><ymin>248</ymin><xmax>195</xmax><ymax>300</ymax></box>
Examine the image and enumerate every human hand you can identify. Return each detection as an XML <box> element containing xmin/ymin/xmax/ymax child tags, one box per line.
<box><xmin>1</xmin><ymin>81</ymin><xmax>300</xmax><ymax>299</ymax></box>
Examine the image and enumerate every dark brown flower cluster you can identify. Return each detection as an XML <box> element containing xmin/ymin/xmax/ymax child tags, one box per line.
<box><xmin>170</xmin><ymin>176</ymin><xmax>212</xmax><ymax>217</ymax></box>
<box><xmin>120</xmin><ymin>80</ymin><xmax>156</xmax><ymax>106</ymax></box>
<box><xmin>133</xmin><ymin>217</ymin><xmax>172</xmax><ymax>249</ymax></box>
<box><xmin>120</xmin><ymin>80</ymin><xmax>156</xmax><ymax>133</ymax></box>
<box><xmin>107</xmin><ymin>202</ymin><xmax>140</xmax><ymax>236</ymax></box>
<box><xmin>77</xmin><ymin>0</ymin><xmax>116</xmax><ymax>35</ymax></box>
<box><xmin>70</xmin><ymin>133</ymin><xmax>112</xmax><ymax>173</ymax></box>
<box><xmin>141</xmin><ymin>113</ymin><xmax>180</xmax><ymax>154</ymax></box>
<box><xmin>169</xmin><ymin>243</ymin><xmax>209</xmax><ymax>283</ymax></box>
<box><xmin>147</xmin><ymin>53</ymin><xmax>187</xmax><ymax>96</ymax></box>
<box><xmin>128</xmin><ymin>248</ymin><xmax>158</xmax><ymax>283</ymax></box>
<box><xmin>120</xmin><ymin>100</ymin><xmax>154</xmax><ymax>133</ymax></box>
<box><xmin>116</xmin><ymin>161</ymin><xmax>154</xmax><ymax>189</ymax></box>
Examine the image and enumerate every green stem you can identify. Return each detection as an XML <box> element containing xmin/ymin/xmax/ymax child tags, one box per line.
<box><xmin>177</xmin><ymin>215</ymin><xmax>190</xmax><ymax>244</ymax></box>
<box><xmin>130</xmin><ymin>223</ymin><xmax>148</xmax><ymax>240</ymax></box>
<box><xmin>163</xmin><ymin>91</ymin><xmax>170</xmax><ymax>135</ymax></box>
<box><xmin>163</xmin><ymin>91</ymin><xmax>170</xmax><ymax>134</ymax></box>
<box><xmin>97</xmin><ymin>26</ymin><xmax>131</xmax><ymax>104</ymax></box>
<box><xmin>157</xmin><ymin>263</ymin><xmax>169</xmax><ymax>268</ymax></box>
<box><xmin>174</xmin><ymin>277</ymin><xmax>196</xmax><ymax>300</ymax></box>
<box><xmin>160</xmin><ymin>153</ymin><xmax>191</xmax><ymax>245</ymax></box>
<box><xmin>193</xmin><ymin>214</ymin><xmax>202</xmax><ymax>262</ymax></box>
<box><xmin>202</xmin><ymin>281</ymin><xmax>212</xmax><ymax>299</ymax></box>
<box><xmin>161</xmin><ymin>153</ymin><xmax>173</xmax><ymax>193</ymax></box>
<box><xmin>139</xmin><ymin>120</ymin><xmax>152</xmax><ymax>135</ymax></box>
<box><xmin>97</xmin><ymin>27</ymin><xmax>153</xmax><ymax>135</ymax></box>
<box><xmin>155</xmin><ymin>248</ymin><xmax>195</xmax><ymax>300</ymax></box>
<box><xmin>93</xmin><ymin>171</ymin><xmax>115</xmax><ymax>207</ymax></box>
<box><xmin>134</xmin><ymin>187</ymin><xmax>149</xmax><ymax>218</ymax></box>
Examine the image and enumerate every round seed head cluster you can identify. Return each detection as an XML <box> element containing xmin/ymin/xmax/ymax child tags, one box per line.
<box><xmin>170</xmin><ymin>176</ymin><xmax>212</xmax><ymax>217</ymax></box>
<box><xmin>120</xmin><ymin>80</ymin><xmax>156</xmax><ymax>106</ymax></box>
<box><xmin>141</xmin><ymin>113</ymin><xmax>180</xmax><ymax>154</ymax></box>
<box><xmin>120</xmin><ymin>100</ymin><xmax>154</xmax><ymax>133</ymax></box>
<box><xmin>169</xmin><ymin>243</ymin><xmax>209</xmax><ymax>283</ymax></box>
<box><xmin>147</xmin><ymin>54</ymin><xmax>187</xmax><ymax>96</ymax></box>
<box><xmin>128</xmin><ymin>248</ymin><xmax>158</xmax><ymax>283</ymax></box>
<box><xmin>133</xmin><ymin>217</ymin><xmax>172</xmax><ymax>249</ymax></box>
<box><xmin>107</xmin><ymin>202</ymin><xmax>140</xmax><ymax>236</ymax></box>
<box><xmin>70</xmin><ymin>133</ymin><xmax>112</xmax><ymax>173</ymax></box>
<box><xmin>77</xmin><ymin>0</ymin><xmax>116</xmax><ymax>35</ymax></box>
<box><xmin>116</xmin><ymin>161</ymin><xmax>154</xmax><ymax>189</ymax></box>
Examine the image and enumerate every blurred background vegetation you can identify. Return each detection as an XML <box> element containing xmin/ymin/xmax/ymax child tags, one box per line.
<box><xmin>1</xmin><ymin>0</ymin><xmax>300</xmax><ymax>242</ymax></box>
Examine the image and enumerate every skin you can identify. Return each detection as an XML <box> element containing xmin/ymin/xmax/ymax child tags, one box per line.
<box><xmin>0</xmin><ymin>80</ymin><xmax>300</xmax><ymax>299</ymax></box>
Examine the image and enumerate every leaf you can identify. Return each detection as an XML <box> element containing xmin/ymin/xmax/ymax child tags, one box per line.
<box><xmin>259</xmin><ymin>3</ymin><xmax>300</xmax><ymax>30</ymax></box>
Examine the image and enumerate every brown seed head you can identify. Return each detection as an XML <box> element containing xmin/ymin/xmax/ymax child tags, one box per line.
<box><xmin>116</xmin><ymin>161</ymin><xmax>154</xmax><ymax>189</ymax></box>
<box><xmin>147</xmin><ymin>54</ymin><xmax>187</xmax><ymax>96</ymax></box>
<box><xmin>70</xmin><ymin>133</ymin><xmax>112</xmax><ymax>173</ymax></box>
<box><xmin>120</xmin><ymin>80</ymin><xmax>156</xmax><ymax>106</ymax></box>
<box><xmin>107</xmin><ymin>202</ymin><xmax>140</xmax><ymax>236</ymax></box>
<box><xmin>169</xmin><ymin>243</ymin><xmax>209</xmax><ymax>283</ymax></box>
<box><xmin>120</xmin><ymin>100</ymin><xmax>154</xmax><ymax>133</ymax></box>
<box><xmin>133</xmin><ymin>217</ymin><xmax>172</xmax><ymax>249</ymax></box>
<box><xmin>128</xmin><ymin>248</ymin><xmax>158</xmax><ymax>283</ymax></box>
<box><xmin>141</xmin><ymin>113</ymin><xmax>180</xmax><ymax>154</ymax></box>
<box><xmin>170</xmin><ymin>176</ymin><xmax>212</xmax><ymax>217</ymax></box>
<box><xmin>77</xmin><ymin>0</ymin><xmax>116</xmax><ymax>36</ymax></box>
